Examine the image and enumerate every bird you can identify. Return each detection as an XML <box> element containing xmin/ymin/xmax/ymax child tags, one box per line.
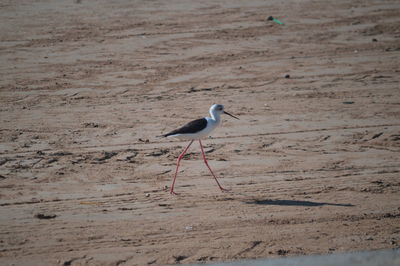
<box><xmin>162</xmin><ymin>104</ymin><xmax>239</xmax><ymax>195</ymax></box>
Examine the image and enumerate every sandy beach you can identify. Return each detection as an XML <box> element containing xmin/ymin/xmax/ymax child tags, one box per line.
<box><xmin>0</xmin><ymin>0</ymin><xmax>399</xmax><ymax>265</ymax></box>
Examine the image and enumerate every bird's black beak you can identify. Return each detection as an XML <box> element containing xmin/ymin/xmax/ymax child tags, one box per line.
<box><xmin>223</xmin><ymin>111</ymin><xmax>239</xmax><ymax>120</ymax></box>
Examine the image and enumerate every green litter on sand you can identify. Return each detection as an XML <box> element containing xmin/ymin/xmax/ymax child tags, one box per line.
<box><xmin>267</xmin><ymin>16</ymin><xmax>284</xmax><ymax>25</ymax></box>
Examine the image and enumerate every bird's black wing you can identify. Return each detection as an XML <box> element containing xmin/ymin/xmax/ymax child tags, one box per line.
<box><xmin>163</xmin><ymin>118</ymin><xmax>207</xmax><ymax>137</ymax></box>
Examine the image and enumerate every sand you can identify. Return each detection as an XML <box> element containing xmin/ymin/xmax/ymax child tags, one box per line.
<box><xmin>0</xmin><ymin>0</ymin><xmax>399</xmax><ymax>265</ymax></box>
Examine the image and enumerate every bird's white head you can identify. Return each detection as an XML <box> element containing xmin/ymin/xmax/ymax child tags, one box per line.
<box><xmin>209</xmin><ymin>104</ymin><xmax>224</xmax><ymax>116</ymax></box>
<box><xmin>209</xmin><ymin>104</ymin><xmax>239</xmax><ymax>120</ymax></box>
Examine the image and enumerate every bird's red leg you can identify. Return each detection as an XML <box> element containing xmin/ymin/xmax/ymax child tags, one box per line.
<box><xmin>198</xmin><ymin>139</ymin><xmax>228</xmax><ymax>192</ymax></box>
<box><xmin>170</xmin><ymin>140</ymin><xmax>194</xmax><ymax>195</ymax></box>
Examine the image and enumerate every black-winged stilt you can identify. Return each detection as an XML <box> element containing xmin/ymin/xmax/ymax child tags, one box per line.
<box><xmin>162</xmin><ymin>104</ymin><xmax>239</xmax><ymax>195</ymax></box>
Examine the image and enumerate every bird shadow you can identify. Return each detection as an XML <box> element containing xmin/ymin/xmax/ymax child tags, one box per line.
<box><xmin>245</xmin><ymin>199</ymin><xmax>354</xmax><ymax>207</ymax></box>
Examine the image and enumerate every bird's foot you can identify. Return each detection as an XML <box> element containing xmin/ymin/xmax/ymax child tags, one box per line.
<box><xmin>170</xmin><ymin>190</ymin><xmax>179</xmax><ymax>195</ymax></box>
<box><xmin>220</xmin><ymin>187</ymin><xmax>231</xmax><ymax>193</ymax></box>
